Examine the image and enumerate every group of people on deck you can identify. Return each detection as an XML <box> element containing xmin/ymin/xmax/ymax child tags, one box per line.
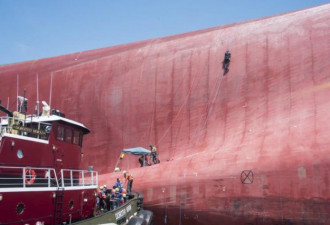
<box><xmin>97</xmin><ymin>171</ymin><xmax>133</xmax><ymax>212</ymax></box>
<box><xmin>97</xmin><ymin>145</ymin><xmax>159</xmax><ymax>212</ymax></box>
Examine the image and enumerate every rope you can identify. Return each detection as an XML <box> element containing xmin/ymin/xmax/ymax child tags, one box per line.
<box><xmin>157</xmin><ymin>73</ymin><xmax>200</xmax><ymax>146</ymax></box>
<box><xmin>49</xmin><ymin>72</ymin><xmax>53</xmax><ymax>109</ymax></box>
<box><xmin>156</xmin><ymin>49</ymin><xmax>225</xmax><ymax>149</ymax></box>
<box><xmin>192</xmin><ymin>73</ymin><xmax>224</xmax><ymax>145</ymax></box>
<box><xmin>16</xmin><ymin>74</ymin><xmax>19</xmax><ymax>111</ymax></box>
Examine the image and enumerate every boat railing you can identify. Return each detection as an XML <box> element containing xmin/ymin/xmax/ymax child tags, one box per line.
<box><xmin>0</xmin><ymin>166</ymin><xmax>98</xmax><ymax>189</ymax></box>
<box><xmin>0</xmin><ymin>166</ymin><xmax>59</xmax><ymax>188</ymax></box>
<box><xmin>0</xmin><ymin>115</ymin><xmax>51</xmax><ymax>141</ymax></box>
<box><xmin>61</xmin><ymin>169</ymin><xmax>98</xmax><ymax>188</ymax></box>
<box><xmin>0</xmin><ymin>117</ymin><xmax>9</xmax><ymax>137</ymax></box>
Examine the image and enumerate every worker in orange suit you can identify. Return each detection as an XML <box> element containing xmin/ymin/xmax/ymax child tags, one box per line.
<box><xmin>123</xmin><ymin>171</ymin><xmax>133</xmax><ymax>194</ymax></box>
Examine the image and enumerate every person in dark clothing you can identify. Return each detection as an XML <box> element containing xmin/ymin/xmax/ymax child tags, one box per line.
<box><xmin>139</xmin><ymin>155</ymin><xmax>145</xmax><ymax>167</ymax></box>
<box><xmin>114</xmin><ymin>178</ymin><xmax>123</xmax><ymax>188</ymax></box>
<box><xmin>223</xmin><ymin>50</ymin><xmax>231</xmax><ymax>74</ymax></box>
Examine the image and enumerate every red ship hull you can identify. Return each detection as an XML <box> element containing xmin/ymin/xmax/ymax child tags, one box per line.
<box><xmin>1</xmin><ymin>4</ymin><xmax>330</xmax><ymax>224</ymax></box>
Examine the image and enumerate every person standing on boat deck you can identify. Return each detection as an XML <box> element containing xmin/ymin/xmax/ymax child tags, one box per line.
<box><xmin>98</xmin><ymin>186</ymin><xmax>107</xmax><ymax>210</ymax></box>
<box><xmin>114</xmin><ymin>178</ymin><xmax>123</xmax><ymax>188</ymax></box>
<box><xmin>123</xmin><ymin>171</ymin><xmax>133</xmax><ymax>194</ymax></box>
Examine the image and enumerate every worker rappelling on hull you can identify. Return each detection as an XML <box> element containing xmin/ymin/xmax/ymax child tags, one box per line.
<box><xmin>223</xmin><ymin>50</ymin><xmax>231</xmax><ymax>75</ymax></box>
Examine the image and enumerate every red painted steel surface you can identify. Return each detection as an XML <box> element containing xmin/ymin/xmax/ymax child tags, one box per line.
<box><xmin>0</xmin><ymin>132</ymin><xmax>81</xmax><ymax>168</ymax></box>
<box><xmin>0</xmin><ymin>189</ymin><xmax>96</xmax><ymax>224</ymax></box>
<box><xmin>1</xmin><ymin>4</ymin><xmax>330</xmax><ymax>224</ymax></box>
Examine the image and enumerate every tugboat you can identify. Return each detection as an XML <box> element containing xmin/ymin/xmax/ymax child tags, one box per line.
<box><xmin>0</xmin><ymin>97</ymin><xmax>152</xmax><ymax>225</ymax></box>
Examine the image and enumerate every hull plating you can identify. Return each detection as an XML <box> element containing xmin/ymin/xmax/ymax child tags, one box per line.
<box><xmin>1</xmin><ymin>4</ymin><xmax>330</xmax><ymax>224</ymax></box>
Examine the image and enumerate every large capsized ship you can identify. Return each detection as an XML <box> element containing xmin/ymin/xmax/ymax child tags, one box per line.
<box><xmin>1</xmin><ymin>4</ymin><xmax>330</xmax><ymax>225</ymax></box>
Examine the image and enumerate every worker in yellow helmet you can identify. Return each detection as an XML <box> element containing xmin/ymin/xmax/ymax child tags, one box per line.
<box><xmin>149</xmin><ymin>144</ymin><xmax>160</xmax><ymax>164</ymax></box>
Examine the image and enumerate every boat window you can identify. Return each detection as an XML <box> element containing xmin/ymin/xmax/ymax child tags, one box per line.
<box><xmin>65</xmin><ymin>128</ymin><xmax>73</xmax><ymax>143</ymax></box>
<box><xmin>26</xmin><ymin>123</ymin><xmax>52</xmax><ymax>140</ymax></box>
<box><xmin>57</xmin><ymin>126</ymin><xmax>65</xmax><ymax>141</ymax></box>
<box><xmin>69</xmin><ymin>200</ymin><xmax>74</xmax><ymax>210</ymax></box>
<box><xmin>73</xmin><ymin>130</ymin><xmax>82</xmax><ymax>146</ymax></box>
<box><xmin>16</xmin><ymin>203</ymin><xmax>25</xmax><ymax>215</ymax></box>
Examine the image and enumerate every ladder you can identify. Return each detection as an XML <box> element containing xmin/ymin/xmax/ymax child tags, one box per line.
<box><xmin>54</xmin><ymin>187</ymin><xmax>65</xmax><ymax>225</ymax></box>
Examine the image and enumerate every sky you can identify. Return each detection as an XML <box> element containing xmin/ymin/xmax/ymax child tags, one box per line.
<box><xmin>0</xmin><ymin>0</ymin><xmax>329</xmax><ymax>65</ymax></box>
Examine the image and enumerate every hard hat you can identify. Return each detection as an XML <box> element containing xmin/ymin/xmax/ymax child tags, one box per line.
<box><xmin>122</xmin><ymin>189</ymin><xmax>127</xmax><ymax>194</ymax></box>
<box><xmin>115</xmin><ymin>188</ymin><xmax>119</xmax><ymax>192</ymax></box>
<box><xmin>100</xmin><ymin>186</ymin><xmax>103</xmax><ymax>190</ymax></box>
<box><xmin>123</xmin><ymin>170</ymin><xmax>126</xmax><ymax>174</ymax></box>
<box><xmin>123</xmin><ymin>194</ymin><xmax>126</xmax><ymax>197</ymax></box>
<box><xmin>103</xmin><ymin>185</ymin><xmax>107</xmax><ymax>188</ymax></box>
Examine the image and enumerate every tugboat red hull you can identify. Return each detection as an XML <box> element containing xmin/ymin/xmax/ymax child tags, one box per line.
<box><xmin>0</xmin><ymin>189</ymin><xmax>96</xmax><ymax>225</ymax></box>
<box><xmin>1</xmin><ymin>4</ymin><xmax>330</xmax><ymax>225</ymax></box>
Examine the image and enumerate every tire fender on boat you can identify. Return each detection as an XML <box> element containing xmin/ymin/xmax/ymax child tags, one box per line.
<box><xmin>137</xmin><ymin>210</ymin><xmax>153</xmax><ymax>225</ymax></box>
<box><xmin>126</xmin><ymin>216</ymin><xmax>147</xmax><ymax>225</ymax></box>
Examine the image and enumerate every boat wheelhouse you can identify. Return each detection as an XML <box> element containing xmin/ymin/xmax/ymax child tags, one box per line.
<box><xmin>0</xmin><ymin>106</ymin><xmax>98</xmax><ymax>225</ymax></box>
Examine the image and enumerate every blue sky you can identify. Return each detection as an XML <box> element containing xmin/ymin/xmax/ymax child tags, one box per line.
<box><xmin>0</xmin><ymin>0</ymin><xmax>329</xmax><ymax>65</ymax></box>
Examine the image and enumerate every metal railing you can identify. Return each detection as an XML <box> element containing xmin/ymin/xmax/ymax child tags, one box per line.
<box><xmin>61</xmin><ymin>169</ymin><xmax>98</xmax><ymax>187</ymax></box>
<box><xmin>0</xmin><ymin>166</ymin><xmax>58</xmax><ymax>188</ymax></box>
<box><xmin>0</xmin><ymin>166</ymin><xmax>98</xmax><ymax>189</ymax></box>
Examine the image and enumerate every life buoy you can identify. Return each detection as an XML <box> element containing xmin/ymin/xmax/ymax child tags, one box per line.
<box><xmin>25</xmin><ymin>169</ymin><xmax>36</xmax><ymax>185</ymax></box>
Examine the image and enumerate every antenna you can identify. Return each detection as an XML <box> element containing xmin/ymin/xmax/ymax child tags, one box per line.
<box><xmin>23</xmin><ymin>89</ymin><xmax>26</xmax><ymax>123</ymax></box>
<box><xmin>35</xmin><ymin>73</ymin><xmax>40</xmax><ymax>116</ymax></box>
<box><xmin>16</xmin><ymin>74</ymin><xmax>19</xmax><ymax>111</ymax></box>
<box><xmin>49</xmin><ymin>72</ymin><xmax>53</xmax><ymax>110</ymax></box>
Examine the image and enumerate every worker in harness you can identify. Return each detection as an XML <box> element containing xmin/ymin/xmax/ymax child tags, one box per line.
<box><xmin>149</xmin><ymin>144</ymin><xmax>160</xmax><ymax>164</ymax></box>
<box><xmin>223</xmin><ymin>50</ymin><xmax>231</xmax><ymax>74</ymax></box>
<box><xmin>98</xmin><ymin>186</ymin><xmax>107</xmax><ymax>211</ymax></box>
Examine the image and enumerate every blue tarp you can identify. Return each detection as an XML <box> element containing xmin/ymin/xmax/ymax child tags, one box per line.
<box><xmin>122</xmin><ymin>147</ymin><xmax>151</xmax><ymax>155</ymax></box>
